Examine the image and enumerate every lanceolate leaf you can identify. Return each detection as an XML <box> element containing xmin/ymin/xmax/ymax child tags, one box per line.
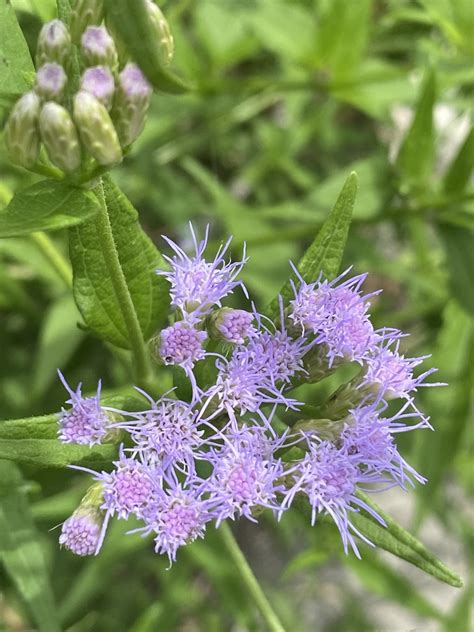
<box><xmin>443</xmin><ymin>127</ymin><xmax>474</xmax><ymax>194</ymax></box>
<box><xmin>69</xmin><ymin>176</ymin><xmax>170</xmax><ymax>349</ymax></box>
<box><xmin>0</xmin><ymin>180</ymin><xmax>100</xmax><ymax>238</ymax></box>
<box><xmin>0</xmin><ymin>461</ymin><xmax>60</xmax><ymax>632</ymax></box>
<box><xmin>439</xmin><ymin>224</ymin><xmax>474</xmax><ymax>315</ymax></box>
<box><xmin>396</xmin><ymin>70</ymin><xmax>436</xmax><ymax>185</ymax></box>
<box><xmin>267</xmin><ymin>171</ymin><xmax>358</xmax><ymax>317</ymax></box>
<box><xmin>105</xmin><ymin>0</ymin><xmax>190</xmax><ymax>94</ymax></box>
<box><xmin>0</xmin><ymin>0</ymin><xmax>35</xmax><ymax>97</ymax></box>
<box><xmin>352</xmin><ymin>491</ymin><xmax>463</xmax><ymax>587</ymax></box>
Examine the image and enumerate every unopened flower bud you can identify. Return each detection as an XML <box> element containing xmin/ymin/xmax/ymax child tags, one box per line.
<box><xmin>112</xmin><ymin>63</ymin><xmax>152</xmax><ymax>147</ymax></box>
<box><xmin>146</xmin><ymin>0</ymin><xmax>174</xmax><ymax>66</ymax></box>
<box><xmin>73</xmin><ymin>90</ymin><xmax>122</xmax><ymax>166</ymax></box>
<box><xmin>39</xmin><ymin>103</ymin><xmax>81</xmax><ymax>173</ymax></box>
<box><xmin>80</xmin><ymin>66</ymin><xmax>115</xmax><ymax>110</ymax></box>
<box><xmin>4</xmin><ymin>91</ymin><xmax>41</xmax><ymax>169</ymax></box>
<box><xmin>59</xmin><ymin>483</ymin><xmax>105</xmax><ymax>556</ymax></box>
<box><xmin>35</xmin><ymin>63</ymin><xmax>68</xmax><ymax>101</ymax></box>
<box><xmin>81</xmin><ymin>26</ymin><xmax>118</xmax><ymax>72</ymax></box>
<box><xmin>36</xmin><ymin>19</ymin><xmax>72</xmax><ymax>67</ymax></box>
<box><xmin>69</xmin><ymin>0</ymin><xmax>104</xmax><ymax>44</ymax></box>
<box><xmin>208</xmin><ymin>308</ymin><xmax>254</xmax><ymax>344</ymax></box>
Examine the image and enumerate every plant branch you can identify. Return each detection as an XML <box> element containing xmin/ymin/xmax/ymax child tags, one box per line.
<box><xmin>219</xmin><ymin>522</ymin><xmax>286</xmax><ymax>632</ymax></box>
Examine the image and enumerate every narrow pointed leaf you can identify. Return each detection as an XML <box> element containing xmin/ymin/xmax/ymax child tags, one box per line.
<box><xmin>397</xmin><ymin>70</ymin><xmax>436</xmax><ymax>185</ymax></box>
<box><xmin>105</xmin><ymin>0</ymin><xmax>191</xmax><ymax>94</ymax></box>
<box><xmin>69</xmin><ymin>176</ymin><xmax>170</xmax><ymax>348</ymax></box>
<box><xmin>443</xmin><ymin>127</ymin><xmax>474</xmax><ymax>194</ymax></box>
<box><xmin>0</xmin><ymin>461</ymin><xmax>60</xmax><ymax>632</ymax></box>
<box><xmin>267</xmin><ymin>171</ymin><xmax>358</xmax><ymax>318</ymax></box>
<box><xmin>0</xmin><ymin>181</ymin><xmax>100</xmax><ymax>238</ymax></box>
<box><xmin>351</xmin><ymin>491</ymin><xmax>463</xmax><ymax>587</ymax></box>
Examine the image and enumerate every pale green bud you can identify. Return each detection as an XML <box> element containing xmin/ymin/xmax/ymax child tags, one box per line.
<box><xmin>112</xmin><ymin>63</ymin><xmax>152</xmax><ymax>147</ymax></box>
<box><xmin>73</xmin><ymin>90</ymin><xmax>122</xmax><ymax>166</ymax></box>
<box><xmin>35</xmin><ymin>63</ymin><xmax>68</xmax><ymax>101</ymax></box>
<box><xmin>146</xmin><ymin>0</ymin><xmax>174</xmax><ymax>66</ymax></box>
<box><xmin>4</xmin><ymin>91</ymin><xmax>41</xmax><ymax>169</ymax></box>
<box><xmin>39</xmin><ymin>102</ymin><xmax>81</xmax><ymax>173</ymax></box>
<box><xmin>36</xmin><ymin>19</ymin><xmax>72</xmax><ymax>67</ymax></box>
<box><xmin>81</xmin><ymin>26</ymin><xmax>119</xmax><ymax>72</ymax></box>
<box><xmin>80</xmin><ymin>66</ymin><xmax>115</xmax><ymax>111</ymax></box>
<box><xmin>69</xmin><ymin>0</ymin><xmax>104</xmax><ymax>44</ymax></box>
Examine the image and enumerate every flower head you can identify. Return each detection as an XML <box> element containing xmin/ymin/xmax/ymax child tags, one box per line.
<box><xmin>57</xmin><ymin>371</ymin><xmax>109</xmax><ymax>446</ymax></box>
<box><xmin>209</xmin><ymin>308</ymin><xmax>254</xmax><ymax>344</ymax></box>
<box><xmin>206</xmin><ymin>427</ymin><xmax>286</xmax><ymax>524</ymax></box>
<box><xmin>157</xmin><ymin>224</ymin><xmax>247</xmax><ymax>321</ymax></box>
<box><xmin>158</xmin><ymin>321</ymin><xmax>207</xmax><ymax>369</ymax></box>
<box><xmin>59</xmin><ymin>508</ymin><xmax>103</xmax><ymax>556</ymax></box>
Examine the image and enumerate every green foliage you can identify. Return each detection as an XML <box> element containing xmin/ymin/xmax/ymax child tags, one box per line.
<box><xmin>0</xmin><ymin>180</ymin><xmax>100</xmax><ymax>238</ymax></box>
<box><xmin>0</xmin><ymin>0</ymin><xmax>472</xmax><ymax>630</ymax></box>
<box><xmin>69</xmin><ymin>176</ymin><xmax>170</xmax><ymax>349</ymax></box>
<box><xmin>0</xmin><ymin>461</ymin><xmax>60</xmax><ymax>632</ymax></box>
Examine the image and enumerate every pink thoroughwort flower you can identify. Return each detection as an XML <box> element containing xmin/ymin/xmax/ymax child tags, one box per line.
<box><xmin>57</xmin><ymin>371</ymin><xmax>109</xmax><ymax>446</ymax></box>
<box><xmin>58</xmin><ymin>227</ymin><xmax>440</xmax><ymax>563</ymax></box>
<box><xmin>156</xmin><ymin>223</ymin><xmax>247</xmax><ymax>321</ymax></box>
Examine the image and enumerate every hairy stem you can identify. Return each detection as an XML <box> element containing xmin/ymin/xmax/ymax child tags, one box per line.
<box><xmin>219</xmin><ymin>522</ymin><xmax>286</xmax><ymax>632</ymax></box>
<box><xmin>93</xmin><ymin>179</ymin><xmax>152</xmax><ymax>383</ymax></box>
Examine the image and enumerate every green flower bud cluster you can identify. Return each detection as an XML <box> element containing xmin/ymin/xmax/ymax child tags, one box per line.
<box><xmin>3</xmin><ymin>1</ymin><xmax>174</xmax><ymax>175</ymax></box>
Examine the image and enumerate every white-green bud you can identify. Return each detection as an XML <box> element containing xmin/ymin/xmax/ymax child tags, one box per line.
<box><xmin>36</xmin><ymin>19</ymin><xmax>72</xmax><ymax>67</ymax></box>
<box><xmin>80</xmin><ymin>66</ymin><xmax>115</xmax><ymax>111</ymax></box>
<box><xmin>39</xmin><ymin>103</ymin><xmax>81</xmax><ymax>173</ymax></box>
<box><xmin>73</xmin><ymin>90</ymin><xmax>122</xmax><ymax>166</ymax></box>
<box><xmin>146</xmin><ymin>0</ymin><xmax>174</xmax><ymax>66</ymax></box>
<box><xmin>35</xmin><ymin>63</ymin><xmax>68</xmax><ymax>101</ymax></box>
<box><xmin>112</xmin><ymin>63</ymin><xmax>152</xmax><ymax>147</ymax></box>
<box><xmin>69</xmin><ymin>0</ymin><xmax>104</xmax><ymax>44</ymax></box>
<box><xmin>4</xmin><ymin>91</ymin><xmax>41</xmax><ymax>169</ymax></box>
<box><xmin>81</xmin><ymin>26</ymin><xmax>118</xmax><ymax>72</ymax></box>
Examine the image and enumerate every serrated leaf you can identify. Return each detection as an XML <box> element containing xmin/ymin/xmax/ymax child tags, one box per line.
<box><xmin>0</xmin><ymin>461</ymin><xmax>60</xmax><ymax>632</ymax></box>
<box><xmin>397</xmin><ymin>71</ymin><xmax>436</xmax><ymax>185</ymax></box>
<box><xmin>439</xmin><ymin>224</ymin><xmax>474</xmax><ymax>314</ymax></box>
<box><xmin>0</xmin><ymin>0</ymin><xmax>35</xmax><ymax>96</ymax></box>
<box><xmin>351</xmin><ymin>491</ymin><xmax>463</xmax><ymax>587</ymax></box>
<box><xmin>443</xmin><ymin>127</ymin><xmax>474</xmax><ymax>194</ymax></box>
<box><xmin>69</xmin><ymin>176</ymin><xmax>170</xmax><ymax>349</ymax></box>
<box><xmin>0</xmin><ymin>180</ymin><xmax>100</xmax><ymax>238</ymax></box>
<box><xmin>105</xmin><ymin>0</ymin><xmax>190</xmax><ymax>94</ymax></box>
<box><xmin>267</xmin><ymin>172</ymin><xmax>358</xmax><ymax>318</ymax></box>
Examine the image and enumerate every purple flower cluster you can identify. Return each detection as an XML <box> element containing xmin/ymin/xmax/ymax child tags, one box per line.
<box><xmin>58</xmin><ymin>226</ymin><xmax>438</xmax><ymax>562</ymax></box>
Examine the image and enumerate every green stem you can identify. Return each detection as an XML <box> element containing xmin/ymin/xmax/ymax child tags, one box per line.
<box><xmin>219</xmin><ymin>522</ymin><xmax>286</xmax><ymax>632</ymax></box>
<box><xmin>93</xmin><ymin>179</ymin><xmax>152</xmax><ymax>383</ymax></box>
<box><xmin>30</xmin><ymin>232</ymin><xmax>73</xmax><ymax>289</ymax></box>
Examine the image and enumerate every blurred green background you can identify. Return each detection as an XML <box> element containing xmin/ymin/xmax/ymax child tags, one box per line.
<box><xmin>0</xmin><ymin>0</ymin><xmax>473</xmax><ymax>630</ymax></box>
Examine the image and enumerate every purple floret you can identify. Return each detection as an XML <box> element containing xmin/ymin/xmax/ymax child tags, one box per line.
<box><xmin>157</xmin><ymin>224</ymin><xmax>247</xmax><ymax>321</ymax></box>
<box><xmin>57</xmin><ymin>371</ymin><xmax>109</xmax><ymax>446</ymax></box>
<box><xmin>59</xmin><ymin>512</ymin><xmax>102</xmax><ymax>556</ymax></box>
<box><xmin>159</xmin><ymin>321</ymin><xmax>207</xmax><ymax>369</ymax></box>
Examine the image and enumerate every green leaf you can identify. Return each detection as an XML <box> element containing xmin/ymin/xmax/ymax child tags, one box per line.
<box><xmin>104</xmin><ymin>0</ymin><xmax>190</xmax><ymax>94</ymax></box>
<box><xmin>32</xmin><ymin>294</ymin><xmax>84</xmax><ymax>398</ymax></box>
<box><xmin>267</xmin><ymin>172</ymin><xmax>358</xmax><ymax>318</ymax></box>
<box><xmin>0</xmin><ymin>412</ymin><xmax>117</xmax><ymax>468</ymax></box>
<box><xmin>0</xmin><ymin>461</ymin><xmax>60</xmax><ymax>632</ymax></box>
<box><xmin>0</xmin><ymin>0</ymin><xmax>35</xmax><ymax>96</ymax></box>
<box><xmin>443</xmin><ymin>127</ymin><xmax>474</xmax><ymax>194</ymax></box>
<box><xmin>69</xmin><ymin>176</ymin><xmax>170</xmax><ymax>349</ymax></box>
<box><xmin>439</xmin><ymin>224</ymin><xmax>474</xmax><ymax>314</ymax></box>
<box><xmin>396</xmin><ymin>70</ymin><xmax>436</xmax><ymax>186</ymax></box>
<box><xmin>351</xmin><ymin>491</ymin><xmax>463</xmax><ymax>587</ymax></box>
<box><xmin>0</xmin><ymin>180</ymin><xmax>100</xmax><ymax>238</ymax></box>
